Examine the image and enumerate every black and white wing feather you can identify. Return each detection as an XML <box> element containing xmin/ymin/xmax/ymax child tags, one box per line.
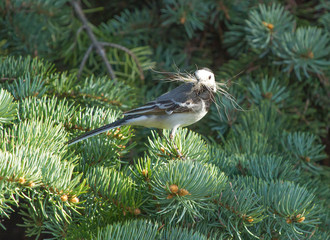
<box><xmin>124</xmin><ymin>83</ymin><xmax>199</xmax><ymax>116</ymax></box>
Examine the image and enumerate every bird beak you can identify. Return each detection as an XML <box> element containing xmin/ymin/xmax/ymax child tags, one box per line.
<box><xmin>194</xmin><ymin>72</ymin><xmax>200</xmax><ymax>82</ymax></box>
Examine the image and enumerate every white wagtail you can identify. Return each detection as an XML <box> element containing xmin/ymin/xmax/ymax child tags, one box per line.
<box><xmin>67</xmin><ymin>68</ymin><xmax>217</xmax><ymax>147</ymax></box>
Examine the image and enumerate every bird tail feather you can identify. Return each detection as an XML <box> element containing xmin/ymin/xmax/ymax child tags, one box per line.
<box><xmin>67</xmin><ymin>118</ymin><xmax>126</xmax><ymax>146</ymax></box>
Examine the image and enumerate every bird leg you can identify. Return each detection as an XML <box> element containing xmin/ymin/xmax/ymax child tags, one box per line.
<box><xmin>169</xmin><ymin>128</ymin><xmax>185</xmax><ymax>160</ymax></box>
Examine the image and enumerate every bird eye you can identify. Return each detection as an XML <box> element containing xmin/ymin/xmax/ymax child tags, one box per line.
<box><xmin>208</xmin><ymin>75</ymin><xmax>211</xmax><ymax>80</ymax></box>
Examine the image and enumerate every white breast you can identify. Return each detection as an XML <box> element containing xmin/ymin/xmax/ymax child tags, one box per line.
<box><xmin>124</xmin><ymin>109</ymin><xmax>208</xmax><ymax>130</ymax></box>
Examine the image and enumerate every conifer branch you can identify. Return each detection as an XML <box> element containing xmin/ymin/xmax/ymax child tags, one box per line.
<box><xmin>1</xmin><ymin>1</ymin><xmax>329</xmax><ymax>238</ymax></box>
<box><xmin>71</xmin><ymin>0</ymin><xmax>145</xmax><ymax>82</ymax></box>
<box><xmin>78</xmin><ymin>44</ymin><xmax>93</xmax><ymax>80</ymax></box>
<box><xmin>100</xmin><ymin>42</ymin><xmax>145</xmax><ymax>81</ymax></box>
<box><xmin>71</xmin><ymin>0</ymin><xmax>116</xmax><ymax>80</ymax></box>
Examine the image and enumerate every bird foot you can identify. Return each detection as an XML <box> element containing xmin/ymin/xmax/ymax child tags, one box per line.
<box><xmin>173</xmin><ymin>144</ymin><xmax>185</xmax><ymax>160</ymax></box>
<box><xmin>169</xmin><ymin>133</ymin><xmax>185</xmax><ymax>160</ymax></box>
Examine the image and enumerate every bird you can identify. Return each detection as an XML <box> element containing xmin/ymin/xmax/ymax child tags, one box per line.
<box><xmin>67</xmin><ymin>68</ymin><xmax>217</xmax><ymax>154</ymax></box>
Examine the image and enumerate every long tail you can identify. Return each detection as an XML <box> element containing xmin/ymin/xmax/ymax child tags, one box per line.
<box><xmin>67</xmin><ymin>118</ymin><xmax>127</xmax><ymax>146</ymax></box>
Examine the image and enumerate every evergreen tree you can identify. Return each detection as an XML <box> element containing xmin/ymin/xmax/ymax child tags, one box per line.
<box><xmin>0</xmin><ymin>0</ymin><xmax>329</xmax><ymax>239</ymax></box>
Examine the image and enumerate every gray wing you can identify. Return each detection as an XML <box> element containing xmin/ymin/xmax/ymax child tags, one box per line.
<box><xmin>124</xmin><ymin>83</ymin><xmax>199</xmax><ymax>116</ymax></box>
<box><xmin>156</xmin><ymin>83</ymin><xmax>194</xmax><ymax>102</ymax></box>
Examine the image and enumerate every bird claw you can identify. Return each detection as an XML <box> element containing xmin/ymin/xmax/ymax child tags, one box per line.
<box><xmin>167</xmin><ymin>133</ymin><xmax>185</xmax><ymax>160</ymax></box>
<box><xmin>173</xmin><ymin>143</ymin><xmax>185</xmax><ymax>160</ymax></box>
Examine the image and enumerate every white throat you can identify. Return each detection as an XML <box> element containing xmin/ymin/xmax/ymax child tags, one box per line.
<box><xmin>194</xmin><ymin>69</ymin><xmax>216</xmax><ymax>92</ymax></box>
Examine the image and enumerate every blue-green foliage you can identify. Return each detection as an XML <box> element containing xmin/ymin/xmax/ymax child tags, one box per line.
<box><xmin>0</xmin><ymin>89</ymin><xmax>17</xmax><ymax>125</ymax></box>
<box><xmin>0</xmin><ymin>0</ymin><xmax>73</xmax><ymax>58</ymax></box>
<box><xmin>274</xmin><ymin>27</ymin><xmax>330</xmax><ymax>80</ymax></box>
<box><xmin>161</xmin><ymin>0</ymin><xmax>212</xmax><ymax>38</ymax></box>
<box><xmin>0</xmin><ymin>0</ymin><xmax>329</xmax><ymax>239</ymax></box>
<box><xmin>245</xmin><ymin>4</ymin><xmax>295</xmax><ymax>52</ymax></box>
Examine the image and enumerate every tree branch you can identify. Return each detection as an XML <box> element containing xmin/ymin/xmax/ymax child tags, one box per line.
<box><xmin>0</xmin><ymin>77</ymin><xmax>16</xmax><ymax>83</ymax></box>
<box><xmin>71</xmin><ymin>0</ymin><xmax>146</xmax><ymax>83</ymax></box>
<box><xmin>100</xmin><ymin>42</ymin><xmax>145</xmax><ymax>81</ymax></box>
<box><xmin>78</xmin><ymin>44</ymin><xmax>93</xmax><ymax>80</ymax></box>
<box><xmin>71</xmin><ymin>0</ymin><xmax>116</xmax><ymax>80</ymax></box>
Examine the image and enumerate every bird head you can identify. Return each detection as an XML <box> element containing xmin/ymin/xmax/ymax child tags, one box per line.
<box><xmin>194</xmin><ymin>68</ymin><xmax>216</xmax><ymax>92</ymax></box>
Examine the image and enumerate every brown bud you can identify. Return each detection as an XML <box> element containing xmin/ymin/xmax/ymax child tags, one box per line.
<box><xmin>296</xmin><ymin>215</ymin><xmax>305</xmax><ymax>223</ymax></box>
<box><xmin>28</xmin><ymin>181</ymin><xmax>35</xmax><ymax>187</ymax></box>
<box><xmin>134</xmin><ymin>208</ymin><xmax>141</xmax><ymax>215</ymax></box>
<box><xmin>267</xmin><ymin>23</ymin><xmax>274</xmax><ymax>30</ymax></box>
<box><xmin>178</xmin><ymin>188</ymin><xmax>190</xmax><ymax>196</ymax></box>
<box><xmin>307</xmin><ymin>51</ymin><xmax>314</xmax><ymax>59</ymax></box>
<box><xmin>169</xmin><ymin>184</ymin><xmax>179</xmax><ymax>194</ymax></box>
<box><xmin>18</xmin><ymin>177</ymin><xmax>26</xmax><ymax>184</ymax></box>
<box><xmin>262</xmin><ymin>21</ymin><xmax>274</xmax><ymax>30</ymax></box>
<box><xmin>142</xmin><ymin>169</ymin><xmax>148</xmax><ymax>177</ymax></box>
<box><xmin>246</xmin><ymin>216</ymin><xmax>254</xmax><ymax>223</ymax></box>
<box><xmin>286</xmin><ymin>218</ymin><xmax>292</xmax><ymax>224</ymax></box>
<box><xmin>70</xmin><ymin>196</ymin><xmax>79</xmax><ymax>203</ymax></box>
<box><xmin>60</xmin><ymin>195</ymin><xmax>68</xmax><ymax>202</ymax></box>
<box><xmin>262</xmin><ymin>92</ymin><xmax>273</xmax><ymax>99</ymax></box>
<box><xmin>180</xmin><ymin>13</ymin><xmax>186</xmax><ymax>24</ymax></box>
<box><xmin>127</xmin><ymin>207</ymin><xmax>133</xmax><ymax>213</ymax></box>
<box><xmin>167</xmin><ymin>194</ymin><xmax>174</xmax><ymax>199</ymax></box>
